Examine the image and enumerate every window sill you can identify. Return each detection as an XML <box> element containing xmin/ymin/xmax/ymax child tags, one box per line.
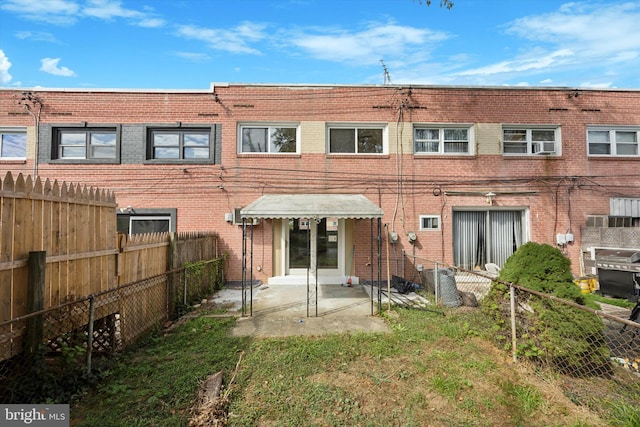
<box><xmin>502</xmin><ymin>155</ymin><xmax>563</xmax><ymax>159</ymax></box>
<box><xmin>143</xmin><ymin>159</ymin><xmax>217</xmax><ymax>165</ymax></box>
<box><xmin>587</xmin><ymin>156</ymin><xmax>640</xmax><ymax>160</ymax></box>
<box><xmin>236</xmin><ymin>153</ymin><xmax>301</xmax><ymax>158</ymax></box>
<box><xmin>0</xmin><ymin>159</ymin><xmax>27</xmax><ymax>164</ymax></box>
<box><xmin>413</xmin><ymin>154</ymin><xmax>476</xmax><ymax>159</ymax></box>
<box><xmin>49</xmin><ymin>159</ymin><xmax>121</xmax><ymax>164</ymax></box>
<box><xmin>326</xmin><ymin>154</ymin><xmax>390</xmax><ymax>159</ymax></box>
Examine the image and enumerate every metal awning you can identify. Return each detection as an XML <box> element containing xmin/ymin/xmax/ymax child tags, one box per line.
<box><xmin>240</xmin><ymin>194</ymin><xmax>383</xmax><ymax>219</ymax></box>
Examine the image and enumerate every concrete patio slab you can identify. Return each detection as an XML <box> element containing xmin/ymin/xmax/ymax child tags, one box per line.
<box><xmin>209</xmin><ymin>284</ymin><xmax>389</xmax><ymax>338</ymax></box>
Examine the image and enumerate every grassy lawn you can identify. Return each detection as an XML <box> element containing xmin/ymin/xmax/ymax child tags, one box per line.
<box><xmin>71</xmin><ymin>307</ymin><xmax>639</xmax><ymax>426</ymax></box>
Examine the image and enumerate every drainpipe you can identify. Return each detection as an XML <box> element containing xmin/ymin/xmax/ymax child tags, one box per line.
<box><xmin>20</xmin><ymin>92</ymin><xmax>42</xmax><ymax>178</ymax></box>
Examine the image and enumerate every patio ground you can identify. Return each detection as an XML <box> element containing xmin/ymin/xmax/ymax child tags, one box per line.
<box><xmin>208</xmin><ymin>283</ymin><xmax>390</xmax><ymax>337</ymax></box>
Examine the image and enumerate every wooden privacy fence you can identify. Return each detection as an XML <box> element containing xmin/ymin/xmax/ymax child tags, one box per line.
<box><xmin>0</xmin><ymin>171</ymin><xmax>117</xmax><ymax>323</ymax></box>
<box><xmin>0</xmin><ymin>171</ymin><xmax>219</xmax><ymax>362</ymax></box>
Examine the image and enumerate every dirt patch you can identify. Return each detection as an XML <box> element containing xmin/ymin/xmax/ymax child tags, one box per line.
<box><xmin>307</xmin><ymin>339</ymin><xmax>605</xmax><ymax>426</ymax></box>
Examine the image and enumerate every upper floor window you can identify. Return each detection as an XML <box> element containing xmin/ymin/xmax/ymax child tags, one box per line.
<box><xmin>147</xmin><ymin>128</ymin><xmax>212</xmax><ymax>160</ymax></box>
<box><xmin>414</xmin><ymin>126</ymin><xmax>471</xmax><ymax>154</ymax></box>
<box><xmin>53</xmin><ymin>127</ymin><xmax>118</xmax><ymax>160</ymax></box>
<box><xmin>588</xmin><ymin>127</ymin><xmax>639</xmax><ymax>156</ymax></box>
<box><xmin>0</xmin><ymin>128</ymin><xmax>27</xmax><ymax>159</ymax></box>
<box><xmin>328</xmin><ymin>125</ymin><xmax>386</xmax><ymax>154</ymax></box>
<box><xmin>239</xmin><ymin>124</ymin><xmax>298</xmax><ymax>154</ymax></box>
<box><xmin>503</xmin><ymin>127</ymin><xmax>560</xmax><ymax>156</ymax></box>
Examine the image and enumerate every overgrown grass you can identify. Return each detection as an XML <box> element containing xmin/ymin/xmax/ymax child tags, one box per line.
<box><xmin>71</xmin><ymin>317</ymin><xmax>250</xmax><ymax>426</ymax></box>
<box><xmin>70</xmin><ymin>307</ymin><xmax>638</xmax><ymax>427</ymax></box>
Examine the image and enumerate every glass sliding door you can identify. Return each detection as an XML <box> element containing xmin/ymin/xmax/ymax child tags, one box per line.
<box><xmin>286</xmin><ymin>218</ymin><xmax>340</xmax><ymax>275</ymax></box>
<box><xmin>453</xmin><ymin>210</ymin><xmax>526</xmax><ymax>269</ymax></box>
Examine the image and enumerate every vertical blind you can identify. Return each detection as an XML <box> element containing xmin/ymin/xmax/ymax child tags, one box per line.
<box><xmin>453</xmin><ymin>210</ymin><xmax>524</xmax><ymax>270</ymax></box>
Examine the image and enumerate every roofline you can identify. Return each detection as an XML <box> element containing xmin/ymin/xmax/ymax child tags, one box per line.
<box><xmin>1</xmin><ymin>82</ymin><xmax>639</xmax><ymax>93</ymax></box>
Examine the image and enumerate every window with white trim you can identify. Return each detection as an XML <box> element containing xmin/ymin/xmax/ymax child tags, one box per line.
<box><xmin>419</xmin><ymin>215</ymin><xmax>441</xmax><ymax>230</ymax></box>
<box><xmin>117</xmin><ymin>208</ymin><xmax>176</xmax><ymax>235</ymax></box>
<box><xmin>239</xmin><ymin>124</ymin><xmax>299</xmax><ymax>154</ymax></box>
<box><xmin>0</xmin><ymin>128</ymin><xmax>27</xmax><ymax>159</ymax></box>
<box><xmin>588</xmin><ymin>127</ymin><xmax>640</xmax><ymax>156</ymax></box>
<box><xmin>53</xmin><ymin>127</ymin><xmax>118</xmax><ymax>160</ymax></box>
<box><xmin>414</xmin><ymin>126</ymin><xmax>471</xmax><ymax>154</ymax></box>
<box><xmin>328</xmin><ymin>125</ymin><xmax>386</xmax><ymax>154</ymax></box>
<box><xmin>503</xmin><ymin>127</ymin><xmax>560</xmax><ymax>155</ymax></box>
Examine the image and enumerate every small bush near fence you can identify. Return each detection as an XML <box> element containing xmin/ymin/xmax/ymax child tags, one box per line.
<box><xmin>0</xmin><ymin>258</ymin><xmax>223</xmax><ymax>404</ymax></box>
<box><xmin>482</xmin><ymin>242</ymin><xmax>611</xmax><ymax>376</ymax></box>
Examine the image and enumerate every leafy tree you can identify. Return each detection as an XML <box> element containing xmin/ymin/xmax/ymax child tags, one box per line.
<box><xmin>482</xmin><ymin>242</ymin><xmax>611</xmax><ymax>377</ymax></box>
<box><xmin>416</xmin><ymin>0</ymin><xmax>454</xmax><ymax>9</ymax></box>
<box><xmin>271</xmin><ymin>128</ymin><xmax>296</xmax><ymax>153</ymax></box>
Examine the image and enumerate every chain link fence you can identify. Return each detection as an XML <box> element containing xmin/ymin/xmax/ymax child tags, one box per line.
<box><xmin>389</xmin><ymin>252</ymin><xmax>639</xmax><ymax>383</ymax></box>
<box><xmin>0</xmin><ymin>258</ymin><xmax>223</xmax><ymax>404</ymax></box>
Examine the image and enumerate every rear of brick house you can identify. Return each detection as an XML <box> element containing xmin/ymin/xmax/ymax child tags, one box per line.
<box><xmin>1</xmin><ymin>84</ymin><xmax>639</xmax><ymax>286</ymax></box>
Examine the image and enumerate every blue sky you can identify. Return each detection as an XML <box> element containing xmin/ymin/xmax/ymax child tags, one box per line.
<box><xmin>1</xmin><ymin>0</ymin><xmax>640</xmax><ymax>89</ymax></box>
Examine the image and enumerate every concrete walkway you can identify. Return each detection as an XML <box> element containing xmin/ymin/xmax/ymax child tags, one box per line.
<box><xmin>209</xmin><ymin>284</ymin><xmax>390</xmax><ymax>338</ymax></box>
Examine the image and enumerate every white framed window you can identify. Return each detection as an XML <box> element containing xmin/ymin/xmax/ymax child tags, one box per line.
<box><xmin>588</xmin><ymin>127</ymin><xmax>640</xmax><ymax>156</ymax></box>
<box><xmin>502</xmin><ymin>126</ymin><xmax>560</xmax><ymax>156</ymax></box>
<box><xmin>327</xmin><ymin>124</ymin><xmax>387</xmax><ymax>154</ymax></box>
<box><xmin>117</xmin><ymin>208</ymin><xmax>176</xmax><ymax>235</ymax></box>
<box><xmin>0</xmin><ymin>127</ymin><xmax>27</xmax><ymax>159</ymax></box>
<box><xmin>414</xmin><ymin>126</ymin><xmax>472</xmax><ymax>155</ymax></box>
<box><xmin>419</xmin><ymin>215</ymin><xmax>441</xmax><ymax>230</ymax></box>
<box><xmin>239</xmin><ymin>123</ymin><xmax>299</xmax><ymax>154</ymax></box>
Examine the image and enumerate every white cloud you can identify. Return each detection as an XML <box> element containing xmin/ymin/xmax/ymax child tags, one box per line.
<box><xmin>289</xmin><ymin>23</ymin><xmax>448</xmax><ymax>65</ymax></box>
<box><xmin>579</xmin><ymin>81</ymin><xmax>614</xmax><ymax>88</ymax></box>
<box><xmin>15</xmin><ymin>31</ymin><xmax>60</xmax><ymax>43</ymax></box>
<box><xmin>82</xmin><ymin>0</ymin><xmax>165</xmax><ymax>27</ymax></box>
<box><xmin>40</xmin><ymin>58</ymin><xmax>76</xmax><ymax>77</ymax></box>
<box><xmin>505</xmin><ymin>2</ymin><xmax>640</xmax><ymax>64</ymax></box>
<box><xmin>457</xmin><ymin>49</ymin><xmax>574</xmax><ymax>77</ymax></box>
<box><xmin>0</xmin><ymin>50</ymin><xmax>13</xmax><ymax>85</ymax></box>
<box><xmin>0</xmin><ymin>0</ymin><xmax>80</xmax><ymax>24</ymax></box>
<box><xmin>173</xmin><ymin>52</ymin><xmax>211</xmax><ymax>63</ymax></box>
<box><xmin>1</xmin><ymin>0</ymin><xmax>164</xmax><ymax>27</ymax></box>
<box><xmin>176</xmin><ymin>23</ymin><xmax>266</xmax><ymax>54</ymax></box>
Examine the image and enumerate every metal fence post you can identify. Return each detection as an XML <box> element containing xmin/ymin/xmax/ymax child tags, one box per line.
<box><xmin>184</xmin><ymin>267</ymin><xmax>188</xmax><ymax>306</ymax></box>
<box><xmin>434</xmin><ymin>261</ymin><xmax>439</xmax><ymax>305</ymax></box>
<box><xmin>86</xmin><ymin>296</ymin><xmax>95</xmax><ymax>374</ymax></box>
<box><xmin>510</xmin><ymin>284</ymin><xmax>517</xmax><ymax>363</ymax></box>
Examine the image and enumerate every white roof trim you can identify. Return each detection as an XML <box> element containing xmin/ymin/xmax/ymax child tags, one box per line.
<box><xmin>240</xmin><ymin>194</ymin><xmax>383</xmax><ymax>219</ymax></box>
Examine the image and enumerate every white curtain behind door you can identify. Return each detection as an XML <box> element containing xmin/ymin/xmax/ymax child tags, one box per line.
<box><xmin>454</xmin><ymin>210</ymin><xmax>524</xmax><ymax>269</ymax></box>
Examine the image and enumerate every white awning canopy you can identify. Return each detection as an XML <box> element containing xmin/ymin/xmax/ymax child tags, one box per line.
<box><xmin>240</xmin><ymin>194</ymin><xmax>383</xmax><ymax>219</ymax></box>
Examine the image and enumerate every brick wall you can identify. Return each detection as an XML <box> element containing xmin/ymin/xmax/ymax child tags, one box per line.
<box><xmin>1</xmin><ymin>85</ymin><xmax>639</xmax><ymax>281</ymax></box>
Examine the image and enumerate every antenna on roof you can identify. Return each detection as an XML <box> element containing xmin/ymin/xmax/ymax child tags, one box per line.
<box><xmin>380</xmin><ymin>60</ymin><xmax>392</xmax><ymax>85</ymax></box>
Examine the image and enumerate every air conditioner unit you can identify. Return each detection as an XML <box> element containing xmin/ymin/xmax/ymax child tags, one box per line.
<box><xmin>532</xmin><ymin>141</ymin><xmax>556</xmax><ymax>154</ymax></box>
<box><xmin>586</xmin><ymin>215</ymin><xmax>608</xmax><ymax>228</ymax></box>
<box><xmin>232</xmin><ymin>208</ymin><xmax>260</xmax><ymax>226</ymax></box>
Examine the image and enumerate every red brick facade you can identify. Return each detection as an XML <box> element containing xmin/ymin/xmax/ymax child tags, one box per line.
<box><xmin>1</xmin><ymin>84</ymin><xmax>638</xmax><ymax>283</ymax></box>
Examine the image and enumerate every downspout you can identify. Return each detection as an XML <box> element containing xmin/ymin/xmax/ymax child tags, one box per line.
<box><xmin>21</xmin><ymin>93</ymin><xmax>42</xmax><ymax>178</ymax></box>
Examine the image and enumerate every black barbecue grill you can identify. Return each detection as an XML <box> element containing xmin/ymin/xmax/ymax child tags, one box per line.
<box><xmin>595</xmin><ymin>249</ymin><xmax>640</xmax><ymax>301</ymax></box>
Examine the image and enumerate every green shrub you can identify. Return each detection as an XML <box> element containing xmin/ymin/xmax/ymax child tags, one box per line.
<box><xmin>482</xmin><ymin>242</ymin><xmax>611</xmax><ymax>376</ymax></box>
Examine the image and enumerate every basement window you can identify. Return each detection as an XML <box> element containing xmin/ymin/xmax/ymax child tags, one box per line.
<box><xmin>419</xmin><ymin>215</ymin><xmax>441</xmax><ymax>230</ymax></box>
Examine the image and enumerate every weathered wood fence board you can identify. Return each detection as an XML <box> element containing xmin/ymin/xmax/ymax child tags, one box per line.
<box><xmin>0</xmin><ymin>172</ymin><xmax>219</xmax><ymax>361</ymax></box>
